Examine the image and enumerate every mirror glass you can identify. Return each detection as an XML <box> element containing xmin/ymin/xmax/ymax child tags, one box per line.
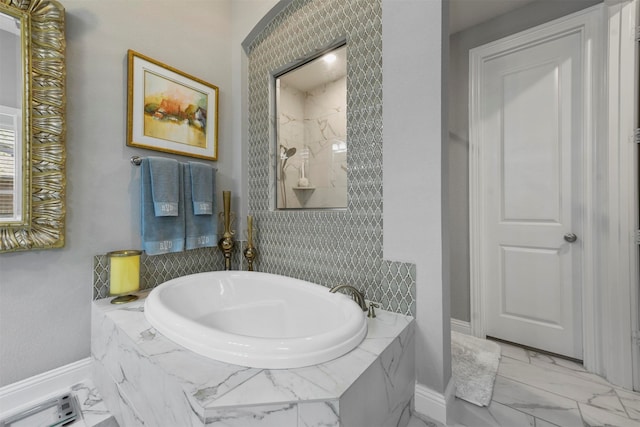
<box><xmin>0</xmin><ymin>0</ymin><xmax>66</xmax><ymax>253</ymax></box>
<box><xmin>275</xmin><ymin>44</ymin><xmax>347</xmax><ymax>209</ymax></box>
<box><xmin>0</xmin><ymin>10</ymin><xmax>23</xmax><ymax>222</ymax></box>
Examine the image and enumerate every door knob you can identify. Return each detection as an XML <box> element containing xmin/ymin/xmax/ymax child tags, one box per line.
<box><xmin>564</xmin><ymin>233</ymin><xmax>577</xmax><ymax>243</ymax></box>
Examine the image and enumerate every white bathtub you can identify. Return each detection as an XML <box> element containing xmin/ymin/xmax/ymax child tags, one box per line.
<box><xmin>143</xmin><ymin>271</ymin><xmax>368</xmax><ymax>369</ymax></box>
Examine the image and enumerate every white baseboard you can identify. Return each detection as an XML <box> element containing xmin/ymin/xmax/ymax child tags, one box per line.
<box><xmin>414</xmin><ymin>378</ymin><xmax>456</xmax><ymax>425</ymax></box>
<box><xmin>0</xmin><ymin>358</ymin><xmax>91</xmax><ymax>418</ymax></box>
<box><xmin>451</xmin><ymin>318</ymin><xmax>471</xmax><ymax>335</ymax></box>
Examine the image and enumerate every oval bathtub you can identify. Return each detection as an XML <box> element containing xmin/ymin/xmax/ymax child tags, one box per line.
<box><xmin>144</xmin><ymin>271</ymin><xmax>368</xmax><ymax>369</ymax></box>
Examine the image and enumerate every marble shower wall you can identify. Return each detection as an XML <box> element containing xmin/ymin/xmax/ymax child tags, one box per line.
<box><xmin>277</xmin><ymin>80</ymin><xmax>305</xmax><ymax>209</ymax></box>
<box><xmin>277</xmin><ymin>76</ymin><xmax>347</xmax><ymax>209</ymax></box>
<box><xmin>247</xmin><ymin>0</ymin><xmax>416</xmax><ymax>316</ymax></box>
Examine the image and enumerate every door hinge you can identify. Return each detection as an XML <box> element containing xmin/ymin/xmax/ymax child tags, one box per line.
<box><xmin>633</xmin><ymin>331</ymin><xmax>640</xmax><ymax>347</ymax></box>
<box><xmin>635</xmin><ymin>230</ymin><xmax>640</xmax><ymax>245</ymax></box>
<box><xmin>635</xmin><ymin>129</ymin><xmax>640</xmax><ymax>144</ymax></box>
<box><xmin>636</xmin><ymin>26</ymin><xmax>640</xmax><ymax>42</ymax></box>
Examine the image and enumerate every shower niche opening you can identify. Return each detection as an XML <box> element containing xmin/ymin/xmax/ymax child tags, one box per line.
<box><xmin>274</xmin><ymin>43</ymin><xmax>347</xmax><ymax>210</ymax></box>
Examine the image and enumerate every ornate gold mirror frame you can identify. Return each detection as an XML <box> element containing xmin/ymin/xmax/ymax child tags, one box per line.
<box><xmin>0</xmin><ymin>0</ymin><xmax>65</xmax><ymax>253</ymax></box>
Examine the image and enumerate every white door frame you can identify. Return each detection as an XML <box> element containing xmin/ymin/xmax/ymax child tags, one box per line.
<box><xmin>600</xmin><ymin>0</ymin><xmax>638</xmax><ymax>390</ymax></box>
<box><xmin>470</xmin><ymin>2</ymin><xmax>638</xmax><ymax>389</ymax></box>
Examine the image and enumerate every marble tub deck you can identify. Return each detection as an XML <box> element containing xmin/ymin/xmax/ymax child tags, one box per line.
<box><xmin>91</xmin><ymin>291</ymin><xmax>415</xmax><ymax>427</ymax></box>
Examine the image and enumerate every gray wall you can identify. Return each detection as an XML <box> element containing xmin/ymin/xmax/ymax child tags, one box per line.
<box><xmin>448</xmin><ymin>0</ymin><xmax>601</xmax><ymax>322</ymax></box>
<box><xmin>0</xmin><ymin>0</ymin><xmax>235</xmax><ymax>387</ymax></box>
<box><xmin>384</xmin><ymin>0</ymin><xmax>451</xmax><ymax>395</ymax></box>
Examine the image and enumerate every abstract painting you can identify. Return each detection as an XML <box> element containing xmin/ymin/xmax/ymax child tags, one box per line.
<box><xmin>127</xmin><ymin>50</ymin><xmax>218</xmax><ymax>160</ymax></box>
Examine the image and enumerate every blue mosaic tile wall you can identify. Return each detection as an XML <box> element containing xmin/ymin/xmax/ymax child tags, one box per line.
<box><xmin>246</xmin><ymin>0</ymin><xmax>416</xmax><ymax>315</ymax></box>
<box><xmin>92</xmin><ymin>245</ymin><xmax>247</xmax><ymax>299</ymax></box>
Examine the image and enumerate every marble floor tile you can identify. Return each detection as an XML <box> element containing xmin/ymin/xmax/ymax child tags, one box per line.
<box><xmin>432</xmin><ymin>339</ymin><xmax>640</xmax><ymax>427</ymax></box>
<box><xmin>579</xmin><ymin>402</ymin><xmax>640</xmax><ymax>427</ymax></box>
<box><xmin>491</xmin><ymin>376</ymin><xmax>584</xmax><ymax>427</ymax></box>
<box><xmin>527</xmin><ymin>351</ymin><xmax>586</xmax><ymax>373</ymax></box>
<box><xmin>407</xmin><ymin>413</ymin><xmax>444</xmax><ymax>427</ymax></box>
<box><xmin>453</xmin><ymin>398</ymin><xmax>534</xmax><ymax>427</ymax></box>
<box><xmin>495</xmin><ymin>341</ymin><xmax>530</xmax><ymax>363</ymax></box>
<box><xmin>523</xmin><ymin>350</ymin><xmax>613</xmax><ymax>388</ymax></box>
<box><xmin>486</xmin><ymin>401</ymin><xmax>535</xmax><ymax>426</ymax></box>
<box><xmin>533</xmin><ymin>418</ymin><xmax>562</xmax><ymax>427</ymax></box>
<box><xmin>497</xmin><ymin>356</ymin><xmax>621</xmax><ymax>407</ymax></box>
<box><xmin>617</xmin><ymin>387</ymin><xmax>640</xmax><ymax>421</ymax></box>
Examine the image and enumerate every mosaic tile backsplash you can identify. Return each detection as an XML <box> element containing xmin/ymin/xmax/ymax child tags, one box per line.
<box><xmin>247</xmin><ymin>0</ymin><xmax>416</xmax><ymax>315</ymax></box>
<box><xmin>93</xmin><ymin>245</ymin><xmax>246</xmax><ymax>300</ymax></box>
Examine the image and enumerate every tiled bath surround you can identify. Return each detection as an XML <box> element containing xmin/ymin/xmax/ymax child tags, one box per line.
<box><xmin>92</xmin><ymin>293</ymin><xmax>415</xmax><ymax>426</ymax></box>
<box><xmin>93</xmin><ymin>245</ymin><xmax>248</xmax><ymax>299</ymax></box>
<box><xmin>92</xmin><ymin>240</ymin><xmax>415</xmax><ymax>317</ymax></box>
<box><xmin>93</xmin><ymin>245</ymin><xmax>416</xmax><ymax>316</ymax></box>
<box><xmin>246</xmin><ymin>0</ymin><xmax>416</xmax><ymax>316</ymax></box>
<box><xmin>93</xmin><ymin>0</ymin><xmax>416</xmax><ymax>315</ymax></box>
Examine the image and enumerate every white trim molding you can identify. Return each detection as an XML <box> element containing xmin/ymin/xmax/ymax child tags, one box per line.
<box><xmin>451</xmin><ymin>318</ymin><xmax>472</xmax><ymax>335</ymax></box>
<box><xmin>414</xmin><ymin>379</ymin><xmax>456</xmax><ymax>425</ymax></box>
<box><xmin>597</xmin><ymin>0</ymin><xmax>638</xmax><ymax>390</ymax></box>
<box><xmin>0</xmin><ymin>358</ymin><xmax>91</xmax><ymax>418</ymax></box>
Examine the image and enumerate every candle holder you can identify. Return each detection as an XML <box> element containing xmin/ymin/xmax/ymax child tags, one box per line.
<box><xmin>217</xmin><ymin>191</ymin><xmax>235</xmax><ymax>270</ymax></box>
<box><xmin>107</xmin><ymin>250</ymin><xmax>142</xmax><ymax>304</ymax></box>
<box><xmin>243</xmin><ymin>215</ymin><xmax>257</xmax><ymax>271</ymax></box>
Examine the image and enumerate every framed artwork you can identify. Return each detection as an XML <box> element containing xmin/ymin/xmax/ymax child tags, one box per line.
<box><xmin>127</xmin><ymin>50</ymin><xmax>218</xmax><ymax>161</ymax></box>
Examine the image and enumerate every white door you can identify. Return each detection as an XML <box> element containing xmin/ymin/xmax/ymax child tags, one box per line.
<box><xmin>471</xmin><ymin>14</ymin><xmax>592</xmax><ymax>359</ymax></box>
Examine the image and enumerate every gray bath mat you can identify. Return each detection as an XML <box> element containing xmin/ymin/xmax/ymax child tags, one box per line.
<box><xmin>451</xmin><ymin>331</ymin><xmax>501</xmax><ymax>407</ymax></box>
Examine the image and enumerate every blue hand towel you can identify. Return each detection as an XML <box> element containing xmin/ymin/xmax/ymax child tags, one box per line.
<box><xmin>141</xmin><ymin>158</ymin><xmax>185</xmax><ymax>255</ymax></box>
<box><xmin>184</xmin><ymin>163</ymin><xmax>217</xmax><ymax>250</ymax></box>
<box><xmin>148</xmin><ymin>157</ymin><xmax>180</xmax><ymax>216</ymax></box>
<box><xmin>189</xmin><ymin>161</ymin><xmax>215</xmax><ymax>215</ymax></box>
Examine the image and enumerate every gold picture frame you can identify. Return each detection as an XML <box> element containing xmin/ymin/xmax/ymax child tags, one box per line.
<box><xmin>0</xmin><ymin>0</ymin><xmax>66</xmax><ymax>253</ymax></box>
<box><xmin>127</xmin><ymin>50</ymin><xmax>218</xmax><ymax>161</ymax></box>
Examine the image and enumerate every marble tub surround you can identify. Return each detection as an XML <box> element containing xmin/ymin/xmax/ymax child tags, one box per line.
<box><xmin>91</xmin><ymin>292</ymin><xmax>415</xmax><ymax>426</ymax></box>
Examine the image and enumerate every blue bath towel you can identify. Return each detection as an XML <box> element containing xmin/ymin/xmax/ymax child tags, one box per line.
<box><xmin>141</xmin><ymin>158</ymin><xmax>185</xmax><ymax>255</ymax></box>
<box><xmin>184</xmin><ymin>163</ymin><xmax>217</xmax><ymax>250</ymax></box>
<box><xmin>148</xmin><ymin>157</ymin><xmax>180</xmax><ymax>216</ymax></box>
<box><xmin>189</xmin><ymin>161</ymin><xmax>215</xmax><ymax>215</ymax></box>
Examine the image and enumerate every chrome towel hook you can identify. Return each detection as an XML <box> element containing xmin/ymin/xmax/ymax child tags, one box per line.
<box><xmin>130</xmin><ymin>156</ymin><xmax>143</xmax><ymax>166</ymax></box>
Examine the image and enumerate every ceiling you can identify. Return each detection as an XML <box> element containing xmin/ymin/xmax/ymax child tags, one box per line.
<box><xmin>279</xmin><ymin>45</ymin><xmax>347</xmax><ymax>92</ymax></box>
<box><xmin>449</xmin><ymin>0</ymin><xmax>538</xmax><ymax>34</ymax></box>
<box><xmin>281</xmin><ymin>1</ymin><xmax>594</xmax><ymax>88</ymax></box>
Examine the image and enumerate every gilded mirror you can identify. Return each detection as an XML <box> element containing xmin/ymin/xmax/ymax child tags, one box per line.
<box><xmin>0</xmin><ymin>0</ymin><xmax>65</xmax><ymax>252</ymax></box>
<box><xmin>275</xmin><ymin>44</ymin><xmax>347</xmax><ymax>209</ymax></box>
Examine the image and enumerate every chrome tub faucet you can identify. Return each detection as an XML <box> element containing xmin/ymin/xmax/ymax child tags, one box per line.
<box><xmin>329</xmin><ymin>284</ymin><xmax>368</xmax><ymax>312</ymax></box>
